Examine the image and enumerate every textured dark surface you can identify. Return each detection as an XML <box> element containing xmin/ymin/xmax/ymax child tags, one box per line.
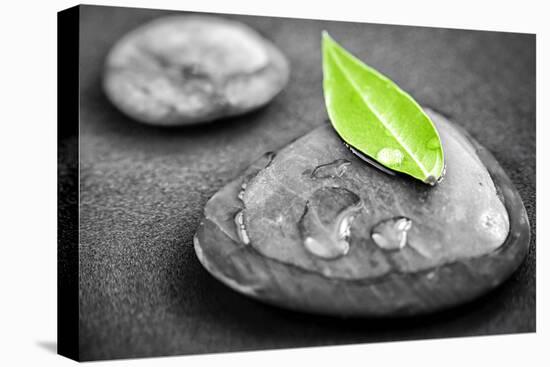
<box><xmin>77</xmin><ymin>4</ymin><xmax>536</xmax><ymax>361</ymax></box>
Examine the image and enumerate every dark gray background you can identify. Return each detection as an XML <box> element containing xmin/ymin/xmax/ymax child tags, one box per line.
<box><xmin>77</xmin><ymin>5</ymin><xmax>536</xmax><ymax>361</ymax></box>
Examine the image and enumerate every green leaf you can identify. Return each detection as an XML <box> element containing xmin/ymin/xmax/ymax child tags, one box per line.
<box><xmin>322</xmin><ymin>32</ymin><xmax>444</xmax><ymax>185</ymax></box>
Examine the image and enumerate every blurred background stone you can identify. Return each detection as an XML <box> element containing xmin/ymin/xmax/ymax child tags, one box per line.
<box><xmin>103</xmin><ymin>15</ymin><xmax>289</xmax><ymax>126</ymax></box>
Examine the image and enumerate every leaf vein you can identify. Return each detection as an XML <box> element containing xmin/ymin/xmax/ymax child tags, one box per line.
<box><xmin>328</xmin><ymin>47</ymin><xmax>429</xmax><ymax>177</ymax></box>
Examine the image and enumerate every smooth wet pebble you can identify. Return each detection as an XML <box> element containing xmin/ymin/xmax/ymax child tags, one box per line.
<box><xmin>194</xmin><ymin>109</ymin><xmax>530</xmax><ymax>316</ymax></box>
<box><xmin>103</xmin><ymin>15</ymin><xmax>290</xmax><ymax>126</ymax></box>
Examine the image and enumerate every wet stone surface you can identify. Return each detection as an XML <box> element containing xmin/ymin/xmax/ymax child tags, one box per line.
<box><xmin>103</xmin><ymin>15</ymin><xmax>290</xmax><ymax>126</ymax></box>
<box><xmin>194</xmin><ymin>109</ymin><xmax>530</xmax><ymax>316</ymax></box>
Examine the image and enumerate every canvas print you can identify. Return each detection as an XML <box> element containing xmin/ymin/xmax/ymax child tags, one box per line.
<box><xmin>57</xmin><ymin>4</ymin><xmax>536</xmax><ymax>362</ymax></box>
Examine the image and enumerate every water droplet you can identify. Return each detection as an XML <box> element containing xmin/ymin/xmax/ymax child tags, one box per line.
<box><xmin>376</xmin><ymin>148</ymin><xmax>404</xmax><ymax>168</ymax></box>
<box><xmin>303</xmin><ymin>237</ymin><xmax>349</xmax><ymax>260</ymax></box>
<box><xmin>427</xmin><ymin>137</ymin><xmax>441</xmax><ymax>150</ymax></box>
<box><xmin>347</xmin><ymin>145</ymin><xmax>396</xmax><ymax>176</ymax></box>
<box><xmin>299</xmin><ymin>187</ymin><xmax>362</xmax><ymax>260</ymax></box>
<box><xmin>371</xmin><ymin>216</ymin><xmax>412</xmax><ymax>251</ymax></box>
<box><xmin>437</xmin><ymin>164</ymin><xmax>447</xmax><ymax>184</ymax></box>
<box><xmin>310</xmin><ymin>159</ymin><xmax>351</xmax><ymax>179</ymax></box>
<box><xmin>425</xmin><ymin>175</ymin><xmax>437</xmax><ymax>186</ymax></box>
<box><xmin>234</xmin><ymin>210</ymin><xmax>251</xmax><ymax>244</ymax></box>
<box><xmin>237</xmin><ymin>182</ymin><xmax>247</xmax><ymax>201</ymax></box>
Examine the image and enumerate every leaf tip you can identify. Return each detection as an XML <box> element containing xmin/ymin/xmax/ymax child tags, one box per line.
<box><xmin>424</xmin><ymin>175</ymin><xmax>437</xmax><ymax>186</ymax></box>
<box><xmin>322</xmin><ymin>31</ymin><xmax>335</xmax><ymax>47</ymax></box>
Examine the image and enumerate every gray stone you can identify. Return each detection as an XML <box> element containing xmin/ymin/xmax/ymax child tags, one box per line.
<box><xmin>194</xmin><ymin>109</ymin><xmax>530</xmax><ymax>316</ymax></box>
<box><xmin>103</xmin><ymin>15</ymin><xmax>289</xmax><ymax>126</ymax></box>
